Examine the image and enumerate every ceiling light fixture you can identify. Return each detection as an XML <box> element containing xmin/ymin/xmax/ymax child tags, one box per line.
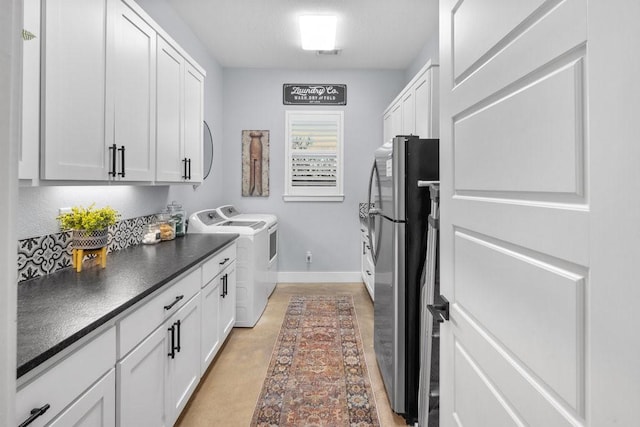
<box><xmin>299</xmin><ymin>15</ymin><xmax>337</xmax><ymax>51</ymax></box>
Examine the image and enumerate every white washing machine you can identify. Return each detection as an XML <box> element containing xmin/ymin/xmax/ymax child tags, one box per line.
<box><xmin>216</xmin><ymin>205</ymin><xmax>278</xmax><ymax>296</ymax></box>
<box><xmin>188</xmin><ymin>209</ymin><xmax>269</xmax><ymax>327</ymax></box>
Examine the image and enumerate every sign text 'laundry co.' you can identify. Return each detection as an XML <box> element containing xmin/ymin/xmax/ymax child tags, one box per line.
<box><xmin>283</xmin><ymin>84</ymin><xmax>347</xmax><ymax>105</ymax></box>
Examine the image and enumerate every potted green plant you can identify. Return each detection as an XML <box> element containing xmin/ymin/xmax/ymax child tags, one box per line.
<box><xmin>57</xmin><ymin>204</ymin><xmax>120</xmax><ymax>249</ymax></box>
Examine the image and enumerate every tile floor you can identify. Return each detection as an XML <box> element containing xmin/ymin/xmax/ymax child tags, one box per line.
<box><xmin>176</xmin><ymin>282</ymin><xmax>408</xmax><ymax>426</ymax></box>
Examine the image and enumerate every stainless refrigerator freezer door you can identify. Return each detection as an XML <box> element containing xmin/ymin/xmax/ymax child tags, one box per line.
<box><xmin>373</xmin><ymin>216</ymin><xmax>406</xmax><ymax>413</ymax></box>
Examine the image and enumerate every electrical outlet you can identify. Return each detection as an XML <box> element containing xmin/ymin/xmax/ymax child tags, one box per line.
<box><xmin>305</xmin><ymin>251</ymin><xmax>312</xmax><ymax>263</ymax></box>
<box><xmin>59</xmin><ymin>207</ymin><xmax>72</xmax><ymax>215</ymax></box>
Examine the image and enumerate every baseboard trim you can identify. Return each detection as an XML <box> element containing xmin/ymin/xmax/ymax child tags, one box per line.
<box><xmin>277</xmin><ymin>271</ymin><xmax>362</xmax><ymax>283</ymax></box>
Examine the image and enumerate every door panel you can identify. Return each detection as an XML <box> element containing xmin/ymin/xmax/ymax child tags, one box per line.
<box><xmin>42</xmin><ymin>0</ymin><xmax>108</xmax><ymax>179</ymax></box>
<box><xmin>451</xmin><ymin>0</ymin><xmax>586</xmax><ymax>109</ymax></box>
<box><xmin>453</xmin><ymin>342</ymin><xmax>524</xmax><ymax>426</ymax></box>
<box><xmin>440</xmin><ymin>0</ymin><xmax>590</xmax><ymax>425</ymax></box>
<box><xmin>117</xmin><ymin>326</ymin><xmax>168</xmax><ymax>427</ymax></box>
<box><xmin>156</xmin><ymin>38</ymin><xmax>183</xmax><ymax>182</ymax></box>
<box><xmin>454</xmin><ymin>230</ymin><xmax>586</xmax><ymax>410</ymax></box>
<box><xmin>48</xmin><ymin>370</ymin><xmax>115</xmax><ymax>427</ymax></box>
<box><xmin>454</xmin><ymin>58</ymin><xmax>585</xmax><ymax>196</ymax></box>
<box><xmin>113</xmin><ymin>1</ymin><xmax>156</xmax><ymax>181</ymax></box>
<box><xmin>184</xmin><ymin>64</ymin><xmax>204</xmax><ymax>182</ymax></box>
<box><xmin>453</xmin><ymin>0</ymin><xmax>560</xmax><ymax>83</ymax></box>
<box><xmin>414</xmin><ymin>73</ymin><xmax>431</xmax><ymax>138</ymax></box>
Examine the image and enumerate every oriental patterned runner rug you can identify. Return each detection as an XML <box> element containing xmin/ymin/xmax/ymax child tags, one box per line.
<box><xmin>251</xmin><ymin>295</ymin><xmax>380</xmax><ymax>427</ymax></box>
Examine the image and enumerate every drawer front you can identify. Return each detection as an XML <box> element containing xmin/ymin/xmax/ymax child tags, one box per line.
<box><xmin>119</xmin><ymin>267</ymin><xmax>200</xmax><ymax>358</ymax></box>
<box><xmin>202</xmin><ymin>243</ymin><xmax>236</xmax><ymax>287</ymax></box>
<box><xmin>16</xmin><ymin>327</ymin><xmax>116</xmax><ymax>427</ymax></box>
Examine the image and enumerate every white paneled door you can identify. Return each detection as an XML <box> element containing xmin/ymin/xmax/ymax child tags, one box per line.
<box><xmin>439</xmin><ymin>0</ymin><xmax>640</xmax><ymax>426</ymax></box>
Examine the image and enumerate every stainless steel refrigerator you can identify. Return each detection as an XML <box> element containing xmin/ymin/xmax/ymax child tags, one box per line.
<box><xmin>367</xmin><ymin>135</ymin><xmax>439</xmax><ymax>424</ymax></box>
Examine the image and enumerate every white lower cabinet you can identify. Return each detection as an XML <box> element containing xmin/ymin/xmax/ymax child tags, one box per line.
<box><xmin>118</xmin><ymin>294</ymin><xmax>200</xmax><ymax>427</ymax></box>
<box><xmin>48</xmin><ymin>369</ymin><xmax>116</xmax><ymax>427</ymax></box>
<box><xmin>117</xmin><ymin>321</ymin><xmax>170</xmax><ymax>427</ymax></box>
<box><xmin>220</xmin><ymin>266</ymin><xmax>236</xmax><ymax>338</ymax></box>
<box><xmin>117</xmin><ymin>242</ymin><xmax>237</xmax><ymax>426</ymax></box>
<box><xmin>166</xmin><ymin>296</ymin><xmax>201</xmax><ymax>424</ymax></box>
<box><xmin>16</xmin><ymin>327</ymin><xmax>116</xmax><ymax>427</ymax></box>
<box><xmin>200</xmin><ymin>256</ymin><xmax>236</xmax><ymax>374</ymax></box>
<box><xmin>200</xmin><ymin>276</ymin><xmax>221</xmax><ymax>373</ymax></box>
<box><xmin>360</xmin><ymin>226</ymin><xmax>374</xmax><ymax>300</ymax></box>
<box><xmin>16</xmin><ymin>243</ymin><xmax>237</xmax><ymax>427</ymax></box>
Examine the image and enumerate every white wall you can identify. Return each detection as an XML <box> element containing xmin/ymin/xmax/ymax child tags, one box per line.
<box><xmin>405</xmin><ymin>27</ymin><xmax>439</xmax><ymax>85</ymax></box>
<box><xmin>18</xmin><ymin>0</ymin><xmax>225</xmax><ymax>239</ymax></box>
<box><xmin>222</xmin><ymin>68</ymin><xmax>405</xmax><ymax>274</ymax></box>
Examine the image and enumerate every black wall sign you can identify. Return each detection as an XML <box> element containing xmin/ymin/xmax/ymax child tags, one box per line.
<box><xmin>283</xmin><ymin>84</ymin><xmax>347</xmax><ymax>105</ymax></box>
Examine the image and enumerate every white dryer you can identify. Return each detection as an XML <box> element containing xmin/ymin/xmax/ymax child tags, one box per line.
<box><xmin>216</xmin><ymin>205</ymin><xmax>278</xmax><ymax>296</ymax></box>
<box><xmin>188</xmin><ymin>209</ymin><xmax>269</xmax><ymax>327</ymax></box>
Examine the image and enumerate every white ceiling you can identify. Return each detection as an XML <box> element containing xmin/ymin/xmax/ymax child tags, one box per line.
<box><xmin>167</xmin><ymin>0</ymin><xmax>439</xmax><ymax>70</ymax></box>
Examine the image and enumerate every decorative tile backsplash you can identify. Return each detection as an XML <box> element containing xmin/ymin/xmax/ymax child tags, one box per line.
<box><xmin>359</xmin><ymin>202</ymin><xmax>374</xmax><ymax>219</ymax></box>
<box><xmin>17</xmin><ymin>215</ymin><xmax>155</xmax><ymax>283</ymax></box>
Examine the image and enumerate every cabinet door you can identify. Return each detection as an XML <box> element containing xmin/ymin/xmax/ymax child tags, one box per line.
<box><xmin>383</xmin><ymin>112</ymin><xmax>393</xmax><ymax>144</ymax></box>
<box><xmin>390</xmin><ymin>101</ymin><xmax>403</xmax><ymax>140</ymax></box>
<box><xmin>401</xmin><ymin>90</ymin><xmax>415</xmax><ymax>136</ymax></box>
<box><xmin>20</xmin><ymin>0</ymin><xmax>40</xmax><ymax>182</ymax></box>
<box><xmin>48</xmin><ymin>369</ymin><xmax>115</xmax><ymax>427</ymax></box>
<box><xmin>183</xmin><ymin>63</ymin><xmax>204</xmax><ymax>183</ymax></box>
<box><xmin>220</xmin><ymin>266</ymin><xmax>236</xmax><ymax>338</ymax></box>
<box><xmin>41</xmin><ymin>0</ymin><xmax>110</xmax><ymax>180</ymax></box>
<box><xmin>156</xmin><ymin>37</ymin><xmax>184</xmax><ymax>182</ymax></box>
<box><xmin>167</xmin><ymin>294</ymin><xmax>201</xmax><ymax>425</ymax></box>
<box><xmin>112</xmin><ymin>1</ymin><xmax>156</xmax><ymax>182</ymax></box>
<box><xmin>414</xmin><ymin>70</ymin><xmax>431</xmax><ymax>139</ymax></box>
<box><xmin>118</xmin><ymin>325</ymin><xmax>170</xmax><ymax>427</ymax></box>
<box><xmin>200</xmin><ymin>277</ymin><xmax>221</xmax><ymax>374</ymax></box>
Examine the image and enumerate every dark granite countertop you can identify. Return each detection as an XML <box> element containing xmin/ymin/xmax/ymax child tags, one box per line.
<box><xmin>17</xmin><ymin>233</ymin><xmax>238</xmax><ymax>378</ymax></box>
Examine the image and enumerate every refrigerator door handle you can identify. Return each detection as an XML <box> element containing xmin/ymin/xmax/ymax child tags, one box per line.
<box><xmin>417</xmin><ymin>180</ymin><xmax>439</xmax><ymax>188</ymax></box>
<box><xmin>367</xmin><ymin>160</ymin><xmax>382</xmax><ymax>264</ymax></box>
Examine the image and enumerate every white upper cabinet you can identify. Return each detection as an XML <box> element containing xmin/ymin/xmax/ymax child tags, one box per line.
<box><xmin>41</xmin><ymin>0</ymin><xmax>110</xmax><ymax>180</ymax></box>
<box><xmin>39</xmin><ymin>0</ymin><xmax>204</xmax><ymax>184</ymax></box>
<box><xmin>183</xmin><ymin>63</ymin><xmax>204</xmax><ymax>183</ymax></box>
<box><xmin>19</xmin><ymin>0</ymin><xmax>40</xmax><ymax>183</ymax></box>
<box><xmin>401</xmin><ymin>90</ymin><xmax>415</xmax><ymax>136</ymax></box>
<box><xmin>156</xmin><ymin>39</ymin><xmax>205</xmax><ymax>184</ymax></box>
<box><xmin>383</xmin><ymin>60</ymin><xmax>439</xmax><ymax>142</ymax></box>
<box><xmin>110</xmin><ymin>0</ymin><xmax>156</xmax><ymax>182</ymax></box>
<box><xmin>390</xmin><ymin>101</ymin><xmax>403</xmax><ymax>140</ymax></box>
<box><xmin>156</xmin><ymin>38</ymin><xmax>184</xmax><ymax>183</ymax></box>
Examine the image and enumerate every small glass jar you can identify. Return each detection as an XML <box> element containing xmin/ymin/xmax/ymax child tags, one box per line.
<box><xmin>155</xmin><ymin>212</ymin><xmax>176</xmax><ymax>241</ymax></box>
<box><xmin>167</xmin><ymin>201</ymin><xmax>186</xmax><ymax>237</ymax></box>
<box><xmin>142</xmin><ymin>223</ymin><xmax>161</xmax><ymax>245</ymax></box>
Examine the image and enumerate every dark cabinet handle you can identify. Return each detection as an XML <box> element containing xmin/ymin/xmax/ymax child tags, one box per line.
<box><xmin>366</xmin><ymin>270</ymin><xmax>372</xmax><ymax>276</ymax></box>
<box><xmin>109</xmin><ymin>144</ymin><xmax>117</xmax><ymax>177</ymax></box>
<box><xmin>18</xmin><ymin>404</ymin><xmax>50</xmax><ymax>427</ymax></box>
<box><xmin>182</xmin><ymin>158</ymin><xmax>188</xmax><ymax>179</ymax></box>
<box><xmin>220</xmin><ymin>275</ymin><xmax>225</xmax><ymax>298</ymax></box>
<box><xmin>174</xmin><ymin>320</ymin><xmax>181</xmax><ymax>353</ymax></box>
<box><xmin>219</xmin><ymin>257</ymin><xmax>230</xmax><ymax>266</ymax></box>
<box><xmin>224</xmin><ymin>274</ymin><xmax>228</xmax><ymax>296</ymax></box>
<box><xmin>118</xmin><ymin>145</ymin><xmax>125</xmax><ymax>177</ymax></box>
<box><xmin>168</xmin><ymin>324</ymin><xmax>176</xmax><ymax>358</ymax></box>
<box><xmin>187</xmin><ymin>158</ymin><xmax>192</xmax><ymax>180</ymax></box>
<box><xmin>164</xmin><ymin>295</ymin><xmax>184</xmax><ymax>310</ymax></box>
